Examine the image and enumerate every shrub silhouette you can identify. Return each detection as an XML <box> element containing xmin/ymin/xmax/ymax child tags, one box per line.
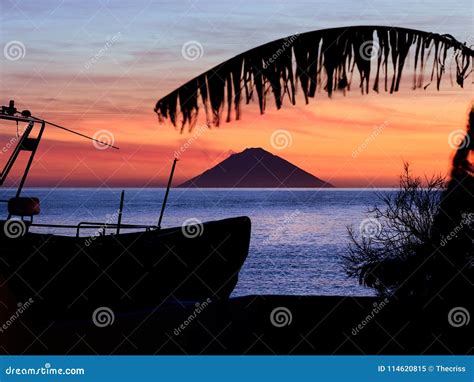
<box><xmin>345</xmin><ymin>164</ymin><xmax>448</xmax><ymax>297</ymax></box>
<box><xmin>345</xmin><ymin>109</ymin><xmax>473</xmax><ymax>300</ymax></box>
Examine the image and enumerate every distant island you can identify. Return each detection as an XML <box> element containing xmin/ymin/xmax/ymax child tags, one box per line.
<box><xmin>178</xmin><ymin>147</ymin><xmax>333</xmax><ymax>188</ymax></box>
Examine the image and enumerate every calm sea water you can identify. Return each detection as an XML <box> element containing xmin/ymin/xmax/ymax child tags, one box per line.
<box><xmin>0</xmin><ymin>188</ymin><xmax>392</xmax><ymax>297</ymax></box>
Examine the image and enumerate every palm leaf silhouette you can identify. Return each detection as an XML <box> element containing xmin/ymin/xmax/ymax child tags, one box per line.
<box><xmin>155</xmin><ymin>25</ymin><xmax>473</xmax><ymax>131</ymax></box>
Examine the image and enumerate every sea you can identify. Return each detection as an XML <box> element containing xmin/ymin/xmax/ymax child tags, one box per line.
<box><xmin>0</xmin><ymin>188</ymin><xmax>393</xmax><ymax>297</ymax></box>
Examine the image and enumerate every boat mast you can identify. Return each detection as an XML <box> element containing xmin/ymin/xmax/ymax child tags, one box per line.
<box><xmin>15</xmin><ymin>119</ymin><xmax>45</xmax><ymax>198</ymax></box>
<box><xmin>0</xmin><ymin>116</ymin><xmax>45</xmax><ymax>196</ymax></box>
<box><xmin>157</xmin><ymin>157</ymin><xmax>178</xmax><ymax>228</ymax></box>
<box><xmin>0</xmin><ymin>100</ymin><xmax>119</xmax><ymax>195</ymax></box>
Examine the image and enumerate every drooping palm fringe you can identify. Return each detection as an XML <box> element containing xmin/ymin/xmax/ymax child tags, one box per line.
<box><xmin>155</xmin><ymin>26</ymin><xmax>473</xmax><ymax>131</ymax></box>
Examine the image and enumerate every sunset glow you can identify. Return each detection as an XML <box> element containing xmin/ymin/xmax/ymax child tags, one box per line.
<box><xmin>1</xmin><ymin>0</ymin><xmax>472</xmax><ymax>187</ymax></box>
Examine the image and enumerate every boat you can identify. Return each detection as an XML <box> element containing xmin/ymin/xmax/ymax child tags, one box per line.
<box><xmin>0</xmin><ymin>101</ymin><xmax>251</xmax><ymax>321</ymax></box>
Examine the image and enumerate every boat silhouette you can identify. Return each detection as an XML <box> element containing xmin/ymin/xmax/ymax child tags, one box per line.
<box><xmin>0</xmin><ymin>101</ymin><xmax>251</xmax><ymax>321</ymax></box>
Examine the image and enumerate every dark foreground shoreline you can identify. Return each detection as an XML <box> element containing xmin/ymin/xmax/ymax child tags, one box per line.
<box><xmin>4</xmin><ymin>295</ymin><xmax>471</xmax><ymax>355</ymax></box>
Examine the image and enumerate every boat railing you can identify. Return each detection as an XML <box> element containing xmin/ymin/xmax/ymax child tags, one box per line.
<box><xmin>74</xmin><ymin>221</ymin><xmax>157</xmax><ymax>237</ymax></box>
<box><xmin>24</xmin><ymin>222</ymin><xmax>158</xmax><ymax>238</ymax></box>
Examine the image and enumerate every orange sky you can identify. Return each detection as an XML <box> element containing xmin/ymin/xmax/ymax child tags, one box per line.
<box><xmin>1</xmin><ymin>89</ymin><xmax>471</xmax><ymax>188</ymax></box>
<box><xmin>1</xmin><ymin>1</ymin><xmax>472</xmax><ymax>188</ymax></box>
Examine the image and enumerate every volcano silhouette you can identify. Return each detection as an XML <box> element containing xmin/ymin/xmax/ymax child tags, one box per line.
<box><xmin>178</xmin><ymin>147</ymin><xmax>333</xmax><ymax>188</ymax></box>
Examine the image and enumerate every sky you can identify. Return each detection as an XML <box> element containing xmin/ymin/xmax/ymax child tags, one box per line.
<box><xmin>0</xmin><ymin>0</ymin><xmax>472</xmax><ymax>187</ymax></box>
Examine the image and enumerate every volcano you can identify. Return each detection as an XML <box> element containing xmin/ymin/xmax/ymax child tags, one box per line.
<box><xmin>178</xmin><ymin>147</ymin><xmax>333</xmax><ymax>188</ymax></box>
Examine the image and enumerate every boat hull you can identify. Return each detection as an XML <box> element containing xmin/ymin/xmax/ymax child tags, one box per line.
<box><xmin>0</xmin><ymin>216</ymin><xmax>251</xmax><ymax>318</ymax></box>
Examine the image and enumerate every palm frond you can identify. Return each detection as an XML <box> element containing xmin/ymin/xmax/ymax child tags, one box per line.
<box><xmin>155</xmin><ymin>25</ymin><xmax>473</xmax><ymax>131</ymax></box>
